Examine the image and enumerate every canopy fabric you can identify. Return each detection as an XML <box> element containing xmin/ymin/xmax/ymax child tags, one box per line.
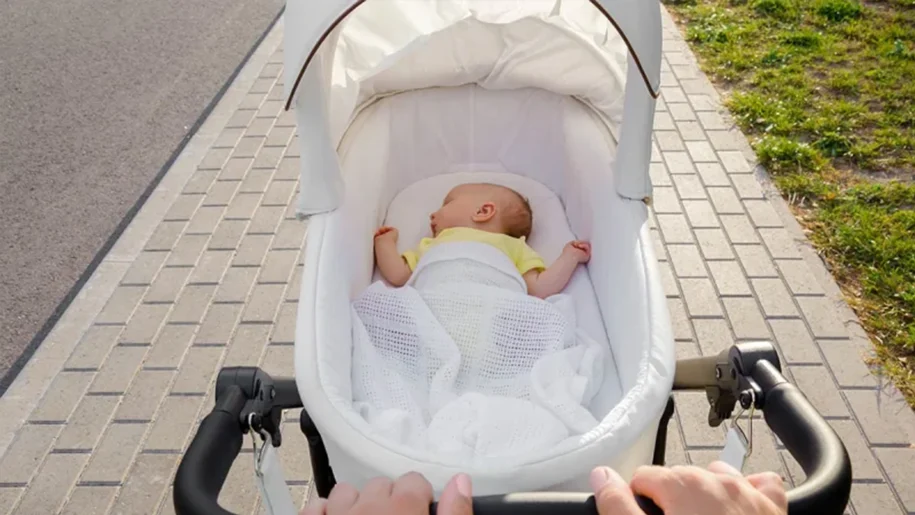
<box><xmin>282</xmin><ymin>0</ymin><xmax>662</xmax><ymax>216</ymax></box>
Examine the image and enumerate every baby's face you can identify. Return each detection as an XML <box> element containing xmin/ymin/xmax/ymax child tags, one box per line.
<box><xmin>429</xmin><ymin>185</ymin><xmax>490</xmax><ymax>236</ymax></box>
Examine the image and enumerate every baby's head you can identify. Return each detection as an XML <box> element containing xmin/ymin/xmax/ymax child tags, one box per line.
<box><xmin>430</xmin><ymin>183</ymin><xmax>532</xmax><ymax>239</ymax></box>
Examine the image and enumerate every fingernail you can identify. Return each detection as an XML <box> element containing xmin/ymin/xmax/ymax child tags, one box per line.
<box><xmin>590</xmin><ymin>466</ymin><xmax>625</xmax><ymax>492</ymax></box>
<box><xmin>455</xmin><ymin>473</ymin><xmax>472</xmax><ymax>498</ymax></box>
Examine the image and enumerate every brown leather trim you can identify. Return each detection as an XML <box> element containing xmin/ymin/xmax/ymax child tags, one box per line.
<box><xmin>283</xmin><ymin>0</ymin><xmax>660</xmax><ymax>111</ymax></box>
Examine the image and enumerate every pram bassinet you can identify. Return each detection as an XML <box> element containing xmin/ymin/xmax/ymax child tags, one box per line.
<box><xmin>173</xmin><ymin>1</ymin><xmax>853</xmax><ymax>513</ymax></box>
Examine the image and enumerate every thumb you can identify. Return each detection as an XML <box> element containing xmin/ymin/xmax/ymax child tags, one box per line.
<box><xmin>590</xmin><ymin>467</ymin><xmax>644</xmax><ymax>515</ymax></box>
<box><xmin>437</xmin><ymin>473</ymin><xmax>473</xmax><ymax>515</ymax></box>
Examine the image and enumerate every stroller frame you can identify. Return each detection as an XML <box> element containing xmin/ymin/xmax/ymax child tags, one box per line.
<box><xmin>174</xmin><ymin>341</ymin><xmax>853</xmax><ymax>515</ymax></box>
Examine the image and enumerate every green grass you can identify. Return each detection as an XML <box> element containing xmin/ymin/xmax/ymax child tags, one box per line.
<box><xmin>667</xmin><ymin>0</ymin><xmax>915</xmax><ymax>405</ymax></box>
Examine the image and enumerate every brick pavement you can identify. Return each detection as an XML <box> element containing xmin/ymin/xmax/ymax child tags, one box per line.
<box><xmin>1</xmin><ymin>10</ymin><xmax>913</xmax><ymax>515</ymax></box>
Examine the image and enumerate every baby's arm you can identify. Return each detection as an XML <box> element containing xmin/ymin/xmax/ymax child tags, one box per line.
<box><xmin>374</xmin><ymin>226</ymin><xmax>412</xmax><ymax>287</ymax></box>
<box><xmin>523</xmin><ymin>241</ymin><xmax>591</xmax><ymax>299</ymax></box>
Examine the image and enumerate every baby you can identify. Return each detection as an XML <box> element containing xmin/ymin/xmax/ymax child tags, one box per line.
<box><xmin>373</xmin><ymin>183</ymin><xmax>590</xmax><ymax>299</ymax></box>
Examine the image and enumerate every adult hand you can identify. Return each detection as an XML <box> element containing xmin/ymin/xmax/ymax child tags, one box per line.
<box><xmin>591</xmin><ymin>462</ymin><xmax>787</xmax><ymax>515</ymax></box>
<box><xmin>301</xmin><ymin>471</ymin><xmax>473</xmax><ymax>515</ymax></box>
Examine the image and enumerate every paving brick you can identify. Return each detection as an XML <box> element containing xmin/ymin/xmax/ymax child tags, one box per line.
<box><xmin>284</xmin><ymin>197</ymin><xmax>300</xmax><ymax>219</ymax></box>
<box><xmin>239</xmin><ymin>93</ymin><xmax>265</xmax><ymax>110</ymax></box>
<box><xmin>751</xmin><ymin>278</ymin><xmax>798</xmax><ymax>317</ymax></box>
<box><xmin>844</xmin><ymin>389</ymin><xmax>912</xmax><ymax>445</ymax></box>
<box><xmin>196</xmin><ymin>303</ymin><xmax>244</xmax><ymax>344</ymax></box>
<box><xmin>186</xmin><ymin>206</ymin><xmax>226</xmax><ymax>235</ymax></box>
<box><xmin>218</xmin><ymin>451</ymin><xmax>260</xmax><ymax>515</ymax></box>
<box><xmin>744</xmin><ymin>199</ymin><xmax>783</xmax><ymax>228</ymax></box>
<box><xmin>169</xmin><ymin>285</ymin><xmax>217</xmax><ymax>324</ymax></box>
<box><xmin>676</xmin><ymin>392</ymin><xmax>726</xmax><ymax>447</ymax></box>
<box><xmin>669</xmin><ymin>103</ymin><xmax>698</xmax><ymax>123</ymax></box>
<box><xmin>219</xmin><ymin>157</ymin><xmax>253</xmax><ymax>181</ymax></box>
<box><xmin>649</xmin><ymin>162</ymin><xmax>672</xmax><ymax>186</ymax></box>
<box><xmin>213</xmin><ymin>127</ymin><xmax>244</xmax><ymax>148</ymax></box>
<box><xmin>171</xmin><ymin>347</ymin><xmax>224</xmax><ymax>394</ymax></box>
<box><xmin>718</xmin><ymin>150</ymin><xmax>751</xmax><ymax>174</ymax></box>
<box><xmin>659</xmin><ymin>260</ymin><xmax>678</xmax><ymax>297</ymax></box>
<box><xmin>119</xmin><ymin>303</ymin><xmax>170</xmax><ymax>344</ymax></box>
<box><xmin>14</xmin><ymin>453</ymin><xmax>87</xmax><ymax>514</ymax></box>
<box><xmin>225</xmin><ymin>192</ymin><xmax>262</xmax><ymax>220</ymax></box>
<box><xmin>874</xmin><ymin>447</ymin><xmax>915</xmax><ymax>511</ymax></box>
<box><xmin>64</xmin><ymin>325</ymin><xmax>121</xmax><ymax>370</ymax></box>
<box><xmin>0</xmin><ymin>488</ymin><xmax>22</xmax><ymax>514</ymax></box>
<box><xmin>275</xmin><ymin>156</ymin><xmax>300</xmax><ymax>180</ymax></box>
<box><xmin>693</xmin><ymin>318</ymin><xmax>734</xmax><ymax>356</ymax></box>
<box><xmin>29</xmin><ymin>371</ymin><xmax>94</xmax><ymax>421</ymax></box>
<box><xmin>652</xmin><ymin>187</ymin><xmax>681</xmax><ymax>214</ymax></box>
<box><xmin>758</xmin><ymin>228</ymin><xmax>802</xmax><ymax>259</ymax></box>
<box><xmin>262</xmin><ymin>180</ymin><xmax>297</xmax><ymax>206</ymax></box>
<box><xmin>697</xmin><ymin>111</ymin><xmax>729</xmax><ymax>130</ymax></box>
<box><xmin>214</xmin><ymin>266</ymin><xmax>259</xmax><ymax>303</ymax></box>
<box><xmin>680</xmin><ymin>278</ymin><xmax>723</xmax><ymax>317</ymax></box>
<box><xmin>248</xmin><ymin>206</ymin><xmax>285</xmax><ymax>234</ymax></box>
<box><xmin>672</xmin><ymin>64</ymin><xmax>698</xmax><ymax>80</ymax></box>
<box><xmin>822</xmin><ymin>420</ymin><xmax>880</xmax><ymax>482</ymax></box>
<box><xmin>820</xmin><ymin>339</ymin><xmax>878</xmax><ymax>387</ymax></box>
<box><xmin>144</xmin><ymin>396</ymin><xmax>206</xmax><ymax>451</ymax></box>
<box><xmin>710</xmin><ymin>261</ymin><xmax>751</xmax><ymax>296</ymax></box>
<box><xmin>96</xmin><ymin>285</ymin><xmax>146</xmax><ymax>324</ymax></box>
<box><xmin>850</xmin><ymin>483</ymin><xmax>904</xmax><ymax>515</ymax></box>
<box><xmin>121</xmin><ymin>251</ymin><xmax>168</xmax><ymax>285</ymax></box>
<box><xmin>0</xmin><ymin>424</ymin><xmax>60</xmax><ymax>483</ymax></box>
<box><xmin>223</xmin><ymin>324</ymin><xmax>271</xmax><ymax>367</ymax></box>
<box><xmin>166</xmin><ymin>234</ymin><xmax>209</xmax><ymax>267</ymax></box>
<box><xmin>60</xmin><ymin>486</ymin><xmax>117</xmax><ymax>515</ymax></box>
<box><xmin>662</xmin><ymin>151</ymin><xmax>697</xmax><ymax>175</ymax></box>
<box><xmin>146</xmin><ymin>324</ymin><xmax>196</xmax><ymax>369</ymax></box>
<box><xmin>655</xmin><ymin>130</ymin><xmax>685</xmax><ymax>151</ymax></box>
<box><xmin>110</xmin><ymin>454</ymin><xmax>178</xmax><ymax>515</ymax></box>
<box><xmin>253</xmin><ymin>146</ymin><xmax>285</xmax><ymax>169</ymax></box>
<box><xmin>265</xmin><ymin>126</ymin><xmax>295</xmax><ymax>147</ymax></box>
<box><xmin>684</xmin><ymin>199</ymin><xmax>720</xmax><ymax>229</ymax></box>
<box><xmin>685</xmin><ymin>141</ymin><xmax>717</xmax><ymax>162</ymax></box>
<box><xmin>240</xmin><ymin>169</ymin><xmax>275</xmax><ymax>194</ymax></box>
<box><xmin>708</xmin><ymin>187</ymin><xmax>744</xmax><ymax>214</ymax></box>
<box><xmin>163</xmin><ymin>194</ymin><xmax>203</xmax><ymax>222</ymax></box>
<box><xmin>679</xmin><ymin>77</ymin><xmax>711</xmax><ymax>95</ymax></box>
<box><xmin>667</xmin><ymin>299</ymin><xmax>693</xmax><ymax>341</ymax></box>
<box><xmin>198</xmin><ymin>148</ymin><xmax>232</xmax><ymax>170</ymax></box>
<box><xmin>245</xmin><ymin>117</ymin><xmax>275</xmax><ymax>138</ymax></box>
<box><xmin>675</xmin><ymin>120</ymin><xmax>705</xmax><ymax>141</ymax></box>
<box><xmin>145</xmin><ymin>267</ymin><xmax>192</xmax><ymax>304</ymax></box>
<box><xmin>668</xmin><ymin>245</ymin><xmax>706</xmax><ymax>278</ymax></box>
<box><xmin>775</xmin><ymin>259</ymin><xmax>824</xmax><ymax>295</ymax></box>
<box><xmin>705</xmin><ymin>129</ymin><xmax>744</xmax><ymax>151</ymax></box>
<box><xmin>114</xmin><ymin>369</ymin><xmax>174</xmax><ymax>421</ymax></box>
<box><xmin>769</xmin><ymin>319</ymin><xmax>820</xmax><ymax>364</ymax></box>
<box><xmin>232</xmin><ymin>234</ymin><xmax>273</xmax><ymax>266</ymax></box>
<box><xmin>182</xmin><ymin>167</ymin><xmax>219</xmax><ymax>194</ymax></box>
<box><xmin>55</xmin><ymin>395</ymin><xmax>119</xmax><ymax>450</ymax></box>
<box><xmin>90</xmin><ymin>345</ymin><xmax>148</xmax><ymax>393</ymax></box>
<box><xmin>796</xmin><ymin>297</ymin><xmax>848</xmax><ymax>338</ymax></box>
<box><xmin>262</xmin><ymin>344</ymin><xmax>296</xmax><ymax>378</ymax></box>
<box><xmin>720</xmin><ymin>215</ymin><xmax>760</xmax><ymax>245</ymax></box>
<box><xmin>661</xmin><ymin>86</ymin><xmax>687</xmax><ymax>104</ymax></box>
<box><xmin>209</xmin><ymin>219</ymin><xmax>248</xmax><ymax>250</ymax></box>
<box><xmin>259</xmin><ymin>250</ymin><xmax>298</xmax><ymax>284</ymax></box>
<box><xmin>654</xmin><ymin>111</ymin><xmax>675</xmax><ymax>130</ymax></box>
<box><xmin>188</xmin><ymin>250</ymin><xmax>233</xmax><ymax>284</ymax></box>
<box><xmin>233</xmin><ymin>136</ymin><xmax>265</xmax><ymax>159</ymax></box>
<box><xmin>695</xmin><ymin>228</ymin><xmax>734</xmax><ymax>259</ymax></box>
<box><xmin>226</xmin><ymin>108</ymin><xmax>256</xmax><ymax>129</ymax></box>
<box><xmin>287</xmin><ymin>267</ymin><xmax>303</xmax><ymax>302</ymax></box>
<box><xmin>695</xmin><ymin>162</ymin><xmax>729</xmax><ymax>187</ymax></box>
<box><xmin>201</xmin><ymin>182</ymin><xmax>240</xmax><ymax>210</ymax></box>
<box><xmin>242</xmin><ymin>284</ymin><xmax>285</xmax><ymax>323</ymax></box>
<box><xmin>730</xmin><ymin>174</ymin><xmax>766</xmax><ymax>200</ymax></box>
<box><xmin>657</xmin><ymin>214</ymin><xmax>693</xmax><ymax>244</ymax></box>
<box><xmin>723</xmin><ymin>298</ymin><xmax>770</xmax><ymax>339</ymax></box>
<box><xmin>677</xmin><ymin>338</ymin><xmax>702</xmax><ymax>359</ymax></box>
<box><xmin>734</xmin><ymin>245</ymin><xmax>777</xmax><ymax>277</ymax></box>
<box><xmin>651</xmin><ymin>229</ymin><xmax>666</xmax><ymax>259</ymax></box>
<box><xmin>790</xmin><ymin>366</ymin><xmax>848</xmax><ymax>417</ymax></box>
<box><xmin>672</xmin><ymin>174</ymin><xmax>707</xmax><ymax>200</ymax></box>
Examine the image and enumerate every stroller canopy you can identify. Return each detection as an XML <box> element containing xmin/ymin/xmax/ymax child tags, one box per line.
<box><xmin>283</xmin><ymin>0</ymin><xmax>662</xmax><ymax>216</ymax></box>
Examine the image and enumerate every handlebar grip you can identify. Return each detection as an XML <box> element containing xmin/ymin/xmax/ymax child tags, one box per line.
<box><xmin>429</xmin><ymin>493</ymin><xmax>662</xmax><ymax>515</ymax></box>
<box><xmin>173</xmin><ymin>387</ymin><xmax>246</xmax><ymax>515</ymax></box>
<box><xmin>753</xmin><ymin>361</ymin><xmax>852</xmax><ymax>514</ymax></box>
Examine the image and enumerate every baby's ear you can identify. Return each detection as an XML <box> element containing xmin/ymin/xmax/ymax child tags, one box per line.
<box><xmin>472</xmin><ymin>202</ymin><xmax>497</xmax><ymax>222</ymax></box>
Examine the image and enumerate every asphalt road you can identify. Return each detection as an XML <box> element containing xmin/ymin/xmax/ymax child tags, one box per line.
<box><xmin>0</xmin><ymin>0</ymin><xmax>284</xmax><ymax>392</ymax></box>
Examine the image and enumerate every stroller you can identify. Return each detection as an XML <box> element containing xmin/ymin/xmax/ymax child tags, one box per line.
<box><xmin>174</xmin><ymin>0</ymin><xmax>853</xmax><ymax>513</ymax></box>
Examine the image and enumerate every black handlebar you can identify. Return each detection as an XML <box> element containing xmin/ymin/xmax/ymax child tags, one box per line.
<box><xmin>174</xmin><ymin>349</ymin><xmax>852</xmax><ymax>515</ymax></box>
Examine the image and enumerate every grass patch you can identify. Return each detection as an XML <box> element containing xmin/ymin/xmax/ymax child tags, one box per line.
<box><xmin>668</xmin><ymin>0</ymin><xmax>915</xmax><ymax>405</ymax></box>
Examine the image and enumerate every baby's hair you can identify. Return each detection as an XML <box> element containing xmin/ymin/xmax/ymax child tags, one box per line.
<box><xmin>497</xmin><ymin>186</ymin><xmax>533</xmax><ymax>240</ymax></box>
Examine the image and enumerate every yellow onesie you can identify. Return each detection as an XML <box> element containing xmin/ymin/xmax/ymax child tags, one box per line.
<box><xmin>402</xmin><ymin>227</ymin><xmax>545</xmax><ymax>275</ymax></box>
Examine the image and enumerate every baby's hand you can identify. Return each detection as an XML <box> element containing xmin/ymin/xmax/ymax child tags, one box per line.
<box><xmin>563</xmin><ymin>240</ymin><xmax>591</xmax><ymax>264</ymax></box>
<box><xmin>374</xmin><ymin>226</ymin><xmax>399</xmax><ymax>246</ymax></box>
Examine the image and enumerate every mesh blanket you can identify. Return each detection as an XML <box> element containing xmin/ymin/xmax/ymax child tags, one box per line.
<box><xmin>350</xmin><ymin>241</ymin><xmax>607</xmax><ymax>467</ymax></box>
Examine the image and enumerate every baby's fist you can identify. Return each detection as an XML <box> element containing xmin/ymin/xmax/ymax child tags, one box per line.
<box><xmin>374</xmin><ymin>226</ymin><xmax>398</xmax><ymax>244</ymax></box>
<box><xmin>564</xmin><ymin>240</ymin><xmax>591</xmax><ymax>263</ymax></box>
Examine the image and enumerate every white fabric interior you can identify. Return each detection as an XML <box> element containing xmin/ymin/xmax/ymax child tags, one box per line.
<box><xmin>294</xmin><ymin>82</ymin><xmax>674</xmax><ymax>489</ymax></box>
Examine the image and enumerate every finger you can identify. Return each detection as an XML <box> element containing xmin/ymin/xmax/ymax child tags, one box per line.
<box><xmin>707</xmin><ymin>460</ymin><xmax>743</xmax><ymax>478</ymax></box>
<box><xmin>747</xmin><ymin>472</ymin><xmax>788</xmax><ymax>510</ymax></box>
<box><xmin>325</xmin><ymin>482</ymin><xmax>359</xmax><ymax>515</ymax></box>
<box><xmin>629</xmin><ymin>465</ymin><xmax>686</xmax><ymax>512</ymax></box>
<box><xmin>360</xmin><ymin>476</ymin><xmax>394</xmax><ymax>499</ymax></box>
<box><xmin>437</xmin><ymin>473</ymin><xmax>473</xmax><ymax>515</ymax></box>
<box><xmin>391</xmin><ymin>472</ymin><xmax>434</xmax><ymax>511</ymax></box>
<box><xmin>589</xmin><ymin>467</ymin><xmax>644</xmax><ymax>515</ymax></box>
<box><xmin>300</xmin><ymin>497</ymin><xmax>327</xmax><ymax>515</ymax></box>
